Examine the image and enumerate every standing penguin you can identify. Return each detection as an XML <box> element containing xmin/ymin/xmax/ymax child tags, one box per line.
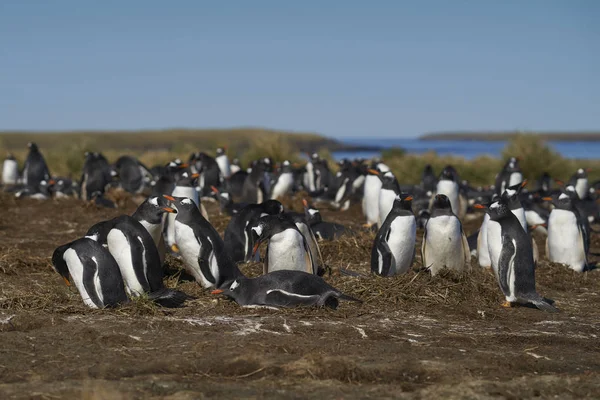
<box><xmin>421</xmin><ymin>194</ymin><xmax>470</xmax><ymax>275</ymax></box>
<box><xmin>2</xmin><ymin>153</ymin><xmax>19</xmax><ymax>186</ymax></box>
<box><xmin>434</xmin><ymin>166</ymin><xmax>461</xmax><ymax>218</ymax></box>
<box><xmin>114</xmin><ymin>155</ymin><xmax>151</xmax><ymax>194</ymax></box>
<box><xmin>192</xmin><ymin>152</ymin><xmax>221</xmax><ymax>197</ymax></box>
<box><xmin>80</xmin><ymin>152</ymin><xmax>112</xmax><ymax>201</ymax></box>
<box><xmin>104</xmin><ymin>215</ymin><xmax>190</xmax><ymax>307</ymax></box>
<box><xmin>223</xmin><ymin>199</ymin><xmax>284</xmax><ymax>263</ymax></box>
<box><xmin>303</xmin><ymin>153</ymin><xmax>319</xmax><ymax>192</ymax></box>
<box><xmin>215</xmin><ymin>147</ymin><xmax>231</xmax><ymax>179</ymax></box>
<box><xmin>371</xmin><ymin>194</ymin><xmax>416</xmax><ymax>276</ymax></box>
<box><xmin>475</xmin><ymin>194</ymin><xmax>499</xmax><ymax>268</ymax></box>
<box><xmin>362</xmin><ymin>162</ymin><xmax>390</xmax><ymax>227</ymax></box>
<box><xmin>22</xmin><ymin>142</ymin><xmax>50</xmax><ymax>188</ymax></box>
<box><xmin>163</xmin><ymin>195</ymin><xmax>242</xmax><ymax>288</ymax></box>
<box><xmin>241</xmin><ymin>159</ymin><xmax>270</xmax><ymax>203</ymax></box>
<box><xmin>131</xmin><ymin>196</ymin><xmax>174</xmax><ymax>265</ymax></box>
<box><xmin>495</xmin><ymin>157</ymin><xmax>523</xmax><ymax>196</ymax></box>
<box><xmin>230</xmin><ymin>158</ymin><xmax>242</xmax><ymax>175</ymax></box>
<box><xmin>421</xmin><ymin>164</ymin><xmax>437</xmax><ymax>193</ymax></box>
<box><xmin>251</xmin><ymin>214</ymin><xmax>316</xmax><ymax>275</ymax></box>
<box><xmin>376</xmin><ymin>171</ymin><xmax>401</xmax><ymax>228</ymax></box>
<box><xmin>52</xmin><ymin>238</ymin><xmax>129</xmax><ymax>308</ymax></box>
<box><xmin>568</xmin><ymin>168</ymin><xmax>589</xmax><ymax>201</ymax></box>
<box><xmin>486</xmin><ymin>197</ymin><xmax>557</xmax><ymax>312</ymax></box>
<box><xmin>545</xmin><ymin>192</ymin><xmax>588</xmax><ymax>272</ymax></box>
<box><xmin>270</xmin><ymin>161</ymin><xmax>295</xmax><ymax>200</ymax></box>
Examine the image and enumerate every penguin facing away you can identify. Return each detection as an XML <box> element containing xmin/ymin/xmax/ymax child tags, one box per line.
<box><xmin>270</xmin><ymin>161</ymin><xmax>295</xmax><ymax>200</ymax></box>
<box><xmin>487</xmin><ymin>197</ymin><xmax>557</xmax><ymax>312</ymax></box>
<box><xmin>544</xmin><ymin>192</ymin><xmax>588</xmax><ymax>272</ymax></box>
<box><xmin>52</xmin><ymin>238</ymin><xmax>129</xmax><ymax>309</ymax></box>
<box><xmin>371</xmin><ymin>194</ymin><xmax>416</xmax><ymax>276</ymax></box>
<box><xmin>251</xmin><ymin>214</ymin><xmax>316</xmax><ymax>275</ymax></box>
<box><xmin>421</xmin><ymin>194</ymin><xmax>470</xmax><ymax>275</ymax></box>
<box><xmin>163</xmin><ymin>195</ymin><xmax>242</xmax><ymax>288</ymax></box>
<box><xmin>211</xmin><ymin>270</ymin><xmax>361</xmax><ymax>309</ymax></box>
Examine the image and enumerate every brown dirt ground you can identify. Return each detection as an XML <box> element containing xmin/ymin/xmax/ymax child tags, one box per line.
<box><xmin>1</xmin><ymin>191</ymin><xmax>599</xmax><ymax>399</ymax></box>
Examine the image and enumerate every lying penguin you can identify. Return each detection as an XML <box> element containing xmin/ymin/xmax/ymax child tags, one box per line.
<box><xmin>211</xmin><ymin>270</ymin><xmax>361</xmax><ymax>309</ymax></box>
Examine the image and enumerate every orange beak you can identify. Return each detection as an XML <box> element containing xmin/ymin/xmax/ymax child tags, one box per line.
<box><xmin>211</xmin><ymin>289</ymin><xmax>224</xmax><ymax>295</ymax></box>
<box><xmin>211</xmin><ymin>186</ymin><xmax>219</xmax><ymax>194</ymax></box>
<box><xmin>368</xmin><ymin>169</ymin><xmax>379</xmax><ymax>175</ymax></box>
<box><xmin>302</xmin><ymin>199</ymin><xmax>308</xmax><ymax>208</ymax></box>
<box><xmin>252</xmin><ymin>241</ymin><xmax>261</xmax><ymax>256</ymax></box>
<box><xmin>542</xmin><ymin>197</ymin><xmax>553</xmax><ymax>201</ymax></box>
<box><xmin>404</xmin><ymin>195</ymin><xmax>413</xmax><ymax>201</ymax></box>
<box><xmin>474</xmin><ymin>204</ymin><xmax>486</xmax><ymax>209</ymax></box>
<box><xmin>554</xmin><ymin>179</ymin><xmax>564</xmax><ymax>186</ymax></box>
<box><xmin>162</xmin><ymin>207</ymin><xmax>176</xmax><ymax>213</ymax></box>
<box><xmin>191</xmin><ymin>173</ymin><xmax>200</xmax><ymax>179</ymax></box>
<box><xmin>521</xmin><ymin>180</ymin><xmax>528</xmax><ymax>188</ymax></box>
<box><xmin>163</xmin><ymin>194</ymin><xmax>176</xmax><ymax>201</ymax></box>
<box><xmin>48</xmin><ymin>179</ymin><xmax>56</xmax><ymax>185</ymax></box>
<box><xmin>63</xmin><ymin>276</ymin><xmax>71</xmax><ymax>286</ymax></box>
<box><xmin>179</xmin><ymin>163</ymin><xmax>189</xmax><ymax>169</ymax></box>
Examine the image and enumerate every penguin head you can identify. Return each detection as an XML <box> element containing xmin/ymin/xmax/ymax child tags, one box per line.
<box><xmin>501</xmin><ymin>180</ymin><xmax>527</xmax><ymax>210</ymax></box>
<box><xmin>51</xmin><ymin>243</ymin><xmax>73</xmax><ymax>287</ymax></box>
<box><xmin>302</xmin><ymin>198</ymin><xmax>322</xmax><ymax>223</ymax></box>
<box><xmin>432</xmin><ymin>194</ymin><xmax>452</xmax><ymax>210</ymax></box>
<box><xmin>574</xmin><ymin>168</ymin><xmax>589</xmax><ymax>179</ymax></box>
<box><xmin>487</xmin><ymin>198</ymin><xmax>511</xmax><ymax>221</ymax></box>
<box><xmin>28</xmin><ymin>142</ymin><xmax>39</xmax><ymax>152</ymax></box>
<box><xmin>136</xmin><ymin>196</ymin><xmax>176</xmax><ymax>224</ymax></box>
<box><xmin>211</xmin><ymin>278</ymin><xmax>252</xmax><ymax>306</ymax></box>
<box><xmin>439</xmin><ymin>165</ymin><xmax>458</xmax><ymax>182</ymax></box>
<box><xmin>392</xmin><ymin>194</ymin><xmax>413</xmax><ymax>212</ymax></box>
<box><xmin>216</xmin><ymin>147</ymin><xmax>226</xmax><ymax>156</ymax></box>
<box><xmin>162</xmin><ymin>195</ymin><xmax>197</xmax><ymax>217</ymax></box>
<box><xmin>564</xmin><ymin>185</ymin><xmax>581</xmax><ymax>201</ymax></box>
<box><xmin>261</xmin><ymin>199</ymin><xmax>284</xmax><ymax>215</ymax></box>
<box><xmin>232</xmin><ymin>158</ymin><xmax>240</xmax><ymax>166</ymax></box>
<box><xmin>381</xmin><ymin>171</ymin><xmax>397</xmax><ymax>186</ymax></box>
<box><xmin>177</xmin><ymin>171</ymin><xmax>200</xmax><ymax>186</ymax></box>
<box><xmin>544</xmin><ymin>192</ymin><xmax>574</xmax><ymax>210</ymax></box>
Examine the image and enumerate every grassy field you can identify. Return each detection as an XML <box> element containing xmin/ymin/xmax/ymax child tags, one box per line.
<box><xmin>1</xmin><ymin>130</ymin><xmax>599</xmax><ymax>186</ymax></box>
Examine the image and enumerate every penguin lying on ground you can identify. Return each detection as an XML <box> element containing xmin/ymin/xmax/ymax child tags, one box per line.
<box><xmin>371</xmin><ymin>194</ymin><xmax>416</xmax><ymax>276</ymax></box>
<box><xmin>211</xmin><ymin>270</ymin><xmax>361</xmax><ymax>309</ymax></box>
<box><xmin>15</xmin><ymin>179</ymin><xmax>55</xmax><ymax>200</ymax></box>
<box><xmin>485</xmin><ymin>196</ymin><xmax>558</xmax><ymax>312</ymax></box>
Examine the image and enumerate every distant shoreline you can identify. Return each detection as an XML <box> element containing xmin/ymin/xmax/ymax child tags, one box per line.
<box><xmin>420</xmin><ymin>131</ymin><xmax>600</xmax><ymax>142</ymax></box>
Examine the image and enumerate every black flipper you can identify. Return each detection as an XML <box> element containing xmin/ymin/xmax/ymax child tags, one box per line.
<box><xmin>264</xmin><ymin>290</ymin><xmax>321</xmax><ymax>308</ymax></box>
<box><xmin>524</xmin><ymin>295</ymin><xmax>559</xmax><ymax>313</ymax></box>
<box><xmin>80</xmin><ymin>255</ymin><xmax>103</xmax><ymax>308</ymax></box>
<box><xmin>497</xmin><ymin>234</ymin><xmax>514</xmax><ymax>297</ymax></box>
<box><xmin>148</xmin><ymin>287</ymin><xmax>194</xmax><ymax>308</ymax></box>
<box><xmin>195</xmin><ymin>233</ymin><xmax>217</xmax><ymax>285</ymax></box>
<box><xmin>371</xmin><ymin>226</ymin><xmax>394</xmax><ymax>276</ymax></box>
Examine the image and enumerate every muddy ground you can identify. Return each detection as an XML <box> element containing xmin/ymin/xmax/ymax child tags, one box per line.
<box><xmin>0</xmin><ymin>191</ymin><xmax>599</xmax><ymax>399</ymax></box>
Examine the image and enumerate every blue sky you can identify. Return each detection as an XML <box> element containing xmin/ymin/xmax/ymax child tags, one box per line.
<box><xmin>0</xmin><ymin>1</ymin><xmax>598</xmax><ymax>137</ymax></box>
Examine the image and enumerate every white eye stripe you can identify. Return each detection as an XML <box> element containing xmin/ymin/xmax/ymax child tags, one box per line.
<box><xmin>252</xmin><ymin>226</ymin><xmax>263</xmax><ymax>236</ymax></box>
<box><xmin>559</xmin><ymin>193</ymin><xmax>569</xmax><ymax>200</ymax></box>
<box><xmin>308</xmin><ymin>209</ymin><xmax>318</xmax><ymax>215</ymax></box>
<box><xmin>230</xmin><ymin>280</ymin><xmax>239</xmax><ymax>290</ymax></box>
<box><xmin>181</xmin><ymin>198</ymin><xmax>193</xmax><ymax>205</ymax></box>
<box><xmin>149</xmin><ymin>197</ymin><xmax>159</xmax><ymax>206</ymax></box>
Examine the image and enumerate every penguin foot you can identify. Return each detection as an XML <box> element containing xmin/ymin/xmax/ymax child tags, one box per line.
<box><xmin>171</xmin><ymin>244</ymin><xmax>180</xmax><ymax>253</ymax></box>
<box><xmin>501</xmin><ymin>301</ymin><xmax>513</xmax><ymax>308</ymax></box>
<box><xmin>362</xmin><ymin>223</ymin><xmax>373</xmax><ymax>229</ymax></box>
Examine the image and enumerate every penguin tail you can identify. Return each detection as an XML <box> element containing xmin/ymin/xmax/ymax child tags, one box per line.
<box><xmin>149</xmin><ymin>288</ymin><xmax>194</xmax><ymax>308</ymax></box>
<box><xmin>337</xmin><ymin>293</ymin><xmax>363</xmax><ymax>304</ymax></box>
<box><xmin>527</xmin><ymin>296</ymin><xmax>559</xmax><ymax>313</ymax></box>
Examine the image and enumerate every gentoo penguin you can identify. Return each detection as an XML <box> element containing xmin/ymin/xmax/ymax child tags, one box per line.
<box><xmin>223</xmin><ymin>199</ymin><xmax>284</xmax><ymax>263</ymax></box>
<box><xmin>104</xmin><ymin>215</ymin><xmax>190</xmax><ymax>307</ymax></box>
<box><xmin>22</xmin><ymin>142</ymin><xmax>50</xmax><ymax>188</ymax></box>
<box><xmin>421</xmin><ymin>164</ymin><xmax>437</xmax><ymax>193</ymax></box>
<box><xmin>371</xmin><ymin>194</ymin><xmax>416</xmax><ymax>276</ymax></box>
<box><xmin>495</xmin><ymin>157</ymin><xmax>522</xmax><ymax>196</ymax></box>
<box><xmin>80</xmin><ymin>152</ymin><xmax>112</xmax><ymax>201</ymax></box>
<box><xmin>487</xmin><ymin>197</ymin><xmax>557</xmax><ymax>312</ymax></box>
<box><xmin>569</xmin><ymin>168</ymin><xmax>589</xmax><ymax>201</ymax></box>
<box><xmin>52</xmin><ymin>238</ymin><xmax>129</xmax><ymax>308</ymax></box>
<box><xmin>215</xmin><ymin>147</ymin><xmax>231</xmax><ymax>179</ymax></box>
<box><xmin>2</xmin><ymin>153</ymin><xmax>19</xmax><ymax>186</ymax></box>
<box><xmin>475</xmin><ymin>194</ymin><xmax>499</xmax><ymax>268</ymax></box>
<box><xmin>251</xmin><ymin>214</ymin><xmax>316</xmax><ymax>275</ymax></box>
<box><xmin>545</xmin><ymin>192</ymin><xmax>588</xmax><ymax>272</ymax></box>
<box><xmin>241</xmin><ymin>159</ymin><xmax>270</xmax><ymax>203</ymax></box>
<box><xmin>15</xmin><ymin>179</ymin><xmax>54</xmax><ymax>200</ymax></box>
<box><xmin>163</xmin><ymin>195</ymin><xmax>242</xmax><ymax>288</ymax></box>
<box><xmin>211</xmin><ymin>270</ymin><xmax>361</xmax><ymax>309</ymax></box>
<box><xmin>303</xmin><ymin>153</ymin><xmax>319</xmax><ymax>192</ymax></box>
<box><xmin>332</xmin><ymin>170</ymin><xmax>354</xmax><ymax>211</ymax></box>
<box><xmin>270</xmin><ymin>161</ymin><xmax>295</xmax><ymax>200</ymax></box>
<box><xmin>302</xmin><ymin>199</ymin><xmax>349</xmax><ymax>240</ymax></box>
<box><xmin>421</xmin><ymin>194</ymin><xmax>470</xmax><ymax>275</ymax></box>
<box><xmin>53</xmin><ymin>178</ymin><xmax>78</xmax><ymax>198</ymax></box>
<box><xmin>131</xmin><ymin>196</ymin><xmax>173</xmax><ymax>265</ymax></box>
<box><xmin>150</xmin><ymin>160</ymin><xmax>186</xmax><ymax>197</ymax></box>
<box><xmin>434</xmin><ymin>166</ymin><xmax>461</xmax><ymax>218</ymax></box>
<box><xmin>165</xmin><ymin>172</ymin><xmax>209</xmax><ymax>251</ymax></box>
<box><xmin>114</xmin><ymin>155</ymin><xmax>151</xmax><ymax>194</ymax></box>
<box><xmin>211</xmin><ymin>186</ymin><xmax>247</xmax><ymax>216</ymax></box>
<box><xmin>230</xmin><ymin>158</ymin><xmax>241</xmax><ymax>175</ymax></box>
<box><xmin>190</xmin><ymin>152</ymin><xmax>221</xmax><ymax>197</ymax></box>
<box><xmin>375</xmin><ymin>171</ymin><xmax>401</xmax><ymax>228</ymax></box>
<box><xmin>362</xmin><ymin>162</ymin><xmax>390</xmax><ymax>227</ymax></box>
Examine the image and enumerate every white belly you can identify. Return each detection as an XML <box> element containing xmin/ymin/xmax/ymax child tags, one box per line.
<box><xmin>424</xmin><ymin>215</ymin><xmax>465</xmax><ymax>275</ymax></box>
<box><xmin>486</xmin><ymin>220</ymin><xmax>502</xmax><ymax>276</ymax></box>
<box><xmin>216</xmin><ymin>155</ymin><xmax>231</xmax><ymax>178</ymax></box>
<box><xmin>107</xmin><ymin>230</ymin><xmax>145</xmax><ymax>296</ymax></box>
<box><xmin>575</xmin><ymin>178</ymin><xmax>587</xmax><ymax>200</ymax></box>
<box><xmin>362</xmin><ymin>176</ymin><xmax>381</xmax><ymax>225</ymax></box>
<box><xmin>63</xmin><ymin>249</ymin><xmax>98</xmax><ymax>308</ymax></box>
<box><xmin>2</xmin><ymin>160</ymin><xmax>18</xmax><ymax>185</ymax></box>
<box><xmin>138</xmin><ymin>220</ymin><xmax>162</xmax><ymax>248</ymax></box>
<box><xmin>175</xmin><ymin>221</ymin><xmax>215</xmax><ymax>287</ymax></box>
<box><xmin>352</xmin><ymin>175</ymin><xmax>365</xmax><ymax>191</ymax></box>
<box><xmin>271</xmin><ymin>173</ymin><xmax>294</xmax><ymax>199</ymax></box>
<box><xmin>547</xmin><ymin>209</ymin><xmax>586</xmax><ymax>272</ymax></box>
<box><xmin>477</xmin><ymin>213</ymin><xmax>491</xmax><ymax>267</ymax></box>
<box><xmin>512</xmin><ymin>207</ymin><xmax>528</xmax><ymax>232</ymax></box>
<box><xmin>387</xmin><ymin>216</ymin><xmax>416</xmax><ymax>274</ymax></box>
<box><xmin>508</xmin><ymin>172</ymin><xmax>523</xmax><ymax>187</ymax></box>
<box><xmin>230</xmin><ymin>165</ymin><xmax>241</xmax><ymax>174</ymax></box>
<box><xmin>436</xmin><ymin>181</ymin><xmax>459</xmax><ymax>216</ymax></box>
<box><xmin>378</xmin><ymin>189</ymin><xmax>396</xmax><ymax>228</ymax></box>
<box><xmin>304</xmin><ymin>163</ymin><xmax>315</xmax><ymax>192</ymax></box>
<box><xmin>267</xmin><ymin>230</ymin><xmax>308</xmax><ymax>273</ymax></box>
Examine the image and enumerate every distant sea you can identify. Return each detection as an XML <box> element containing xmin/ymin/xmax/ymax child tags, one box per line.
<box><xmin>332</xmin><ymin>138</ymin><xmax>600</xmax><ymax>161</ymax></box>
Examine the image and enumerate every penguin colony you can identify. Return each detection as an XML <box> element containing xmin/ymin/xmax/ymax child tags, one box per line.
<box><xmin>3</xmin><ymin>144</ymin><xmax>599</xmax><ymax>312</ymax></box>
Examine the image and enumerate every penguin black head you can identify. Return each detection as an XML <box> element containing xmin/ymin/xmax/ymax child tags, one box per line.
<box><xmin>211</xmin><ymin>278</ymin><xmax>251</xmax><ymax>305</ymax></box>
<box><xmin>232</xmin><ymin>158</ymin><xmax>240</xmax><ymax>166</ymax></box>
<box><xmin>564</xmin><ymin>185</ymin><xmax>581</xmax><ymax>201</ymax></box>
<box><xmin>574</xmin><ymin>168</ymin><xmax>588</xmax><ymax>179</ymax></box>
<box><xmin>216</xmin><ymin>147</ymin><xmax>226</xmax><ymax>156</ymax></box>
<box><xmin>487</xmin><ymin>197</ymin><xmax>512</xmax><ymax>221</ymax></box>
<box><xmin>51</xmin><ymin>243</ymin><xmax>72</xmax><ymax>287</ymax></box>
<box><xmin>380</xmin><ymin>171</ymin><xmax>398</xmax><ymax>188</ymax></box>
<box><xmin>543</xmin><ymin>192</ymin><xmax>573</xmax><ymax>211</ymax></box>
<box><xmin>501</xmin><ymin>180</ymin><xmax>527</xmax><ymax>210</ymax></box>
<box><xmin>432</xmin><ymin>194</ymin><xmax>452</xmax><ymax>210</ymax></box>
<box><xmin>392</xmin><ymin>194</ymin><xmax>413</xmax><ymax>212</ymax></box>
<box><xmin>28</xmin><ymin>142</ymin><xmax>39</xmax><ymax>152</ymax></box>
<box><xmin>261</xmin><ymin>199</ymin><xmax>284</xmax><ymax>215</ymax></box>
<box><xmin>134</xmin><ymin>196</ymin><xmax>176</xmax><ymax>224</ymax></box>
<box><xmin>439</xmin><ymin>165</ymin><xmax>458</xmax><ymax>181</ymax></box>
<box><xmin>163</xmin><ymin>195</ymin><xmax>197</xmax><ymax>212</ymax></box>
<box><xmin>302</xmin><ymin>199</ymin><xmax>322</xmax><ymax>224</ymax></box>
<box><xmin>176</xmin><ymin>171</ymin><xmax>200</xmax><ymax>186</ymax></box>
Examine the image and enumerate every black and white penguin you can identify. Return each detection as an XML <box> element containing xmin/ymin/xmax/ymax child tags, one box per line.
<box><xmin>434</xmin><ymin>166</ymin><xmax>462</xmax><ymax>218</ymax></box>
<box><xmin>113</xmin><ymin>155</ymin><xmax>151</xmax><ymax>194</ymax></box>
<box><xmin>362</xmin><ymin>162</ymin><xmax>390</xmax><ymax>227</ymax></box>
<box><xmin>376</xmin><ymin>171</ymin><xmax>401</xmax><ymax>228</ymax></box>
<box><xmin>474</xmin><ymin>194</ymin><xmax>499</xmax><ymax>268</ymax></box>
<box><xmin>215</xmin><ymin>147</ymin><xmax>231</xmax><ymax>179</ymax></box>
<box><xmin>131</xmin><ymin>195</ymin><xmax>174</xmax><ymax>265</ymax></box>
<box><xmin>421</xmin><ymin>194</ymin><xmax>470</xmax><ymax>275</ymax></box>
<box><xmin>23</xmin><ymin>142</ymin><xmax>50</xmax><ymax>188</ymax></box>
<box><xmin>421</xmin><ymin>164</ymin><xmax>437</xmax><ymax>193</ymax></box>
<box><xmin>2</xmin><ymin>153</ymin><xmax>19</xmax><ymax>186</ymax></box>
<box><xmin>15</xmin><ymin>179</ymin><xmax>54</xmax><ymax>200</ymax></box>
<box><xmin>211</xmin><ymin>186</ymin><xmax>247</xmax><ymax>215</ymax></box>
<box><xmin>211</xmin><ymin>270</ymin><xmax>361</xmax><ymax>309</ymax></box>
<box><xmin>150</xmin><ymin>160</ymin><xmax>186</xmax><ymax>197</ymax></box>
<box><xmin>80</xmin><ymin>152</ymin><xmax>112</xmax><ymax>201</ymax></box>
<box><xmin>495</xmin><ymin>157</ymin><xmax>523</xmax><ymax>196</ymax></box>
<box><xmin>163</xmin><ymin>195</ymin><xmax>242</xmax><ymax>288</ymax></box>
<box><xmin>241</xmin><ymin>159</ymin><xmax>270</xmax><ymax>203</ymax></box>
<box><xmin>371</xmin><ymin>194</ymin><xmax>416</xmax><ymax>276</ymax></box>
<box><xmin>52</xmin><ymin>238</ymin><xmax>129</xmax><ymax>308</ymax></box>
<box><xmin>103</xmin><ymin>215</ymin><xmax>190</xmax><ymax>307</ymax></box>
<box><xmin>331</xmin><ymin>169</ymin><xmax>355</xmax><ymax>211</ymax></box>
<box><xmin>270</xmin><ymin>161</ymin><xmax>295</xmax><ymax>200</ymax></box>
<box><xmin>251</xmin><ymin>214</ymin><xmax>316</xmax><ymax>275</ymax></box>
<box><xmin>53</xmin><ymin>178</ymin><xmax>78</xmax><ymax>198</ymax></box>
<box><xmin>487</xmin><ymin>197</ymin><xmax>557</xmax><ymax>312</ymax></box>
<box><xmin>223</xmin><ymin>199</ymin><xmax>284</xmax><ymax>263</ymax></box>
<box><xmin>568</xmin><ymin>168</ymin><xmax>589</xmax><ymax>201</ymax></box>
<box><xmin>302</xmin><ymin>199</ymin><xmax>349</xmax><ymax>240</ymax></box>
<box><xmin>545</xmin><ymin>192</ymin><xmax>588</xmax><ymax>272</ymax></box>
<box><xmin>192</xmin><ymin>152</ymin><xmax>222</xmax><ymax>197</ymax></box>
<box><xmin>230</xmin><ymin>158</ymin><xmax>241</xmax><ymax>175</ymax></box>
<box><xmin>302</xmin><ymin>153</ymin><xmax>319</xmax><ymax>192</ymax></box>
<box><xmin>285</xmin><ymin>209</ymin><xmax>324</xmax><ymax>274</ymax></box>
